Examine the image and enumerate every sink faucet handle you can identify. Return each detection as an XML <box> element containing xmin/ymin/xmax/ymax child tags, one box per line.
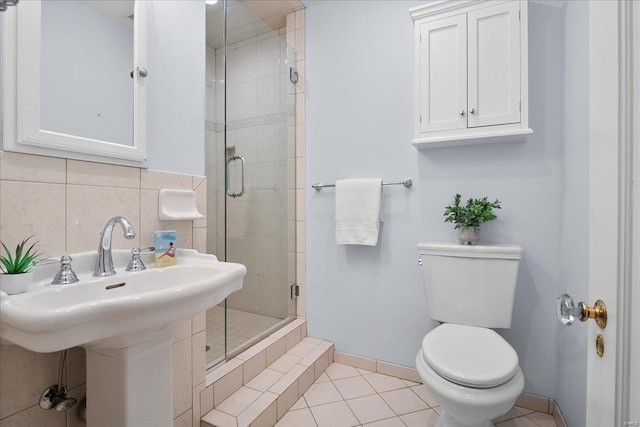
<box><xmin>34</xmin><ymin>255</ymin><xmax>80</xmax><ymax>285</ymax></box>
<box><xmin>126</xmin><ymin>247</ymin><xmax>154</xmax><ymax>272</ymax></box>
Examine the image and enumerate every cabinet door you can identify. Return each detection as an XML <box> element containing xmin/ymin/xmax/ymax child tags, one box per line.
<box><xmin>419</xmin><ymin>14</ymin><xmax>467</xmax><ymax>133</ymax></box>
<box><xmin>467</xmin><ymin>2</ymin><xmax>520</xmax><ymax>128</ymax></box>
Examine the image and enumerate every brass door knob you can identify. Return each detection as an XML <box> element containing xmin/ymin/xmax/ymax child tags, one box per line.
<box><xmin>556</xmin><ymin>294</ymin><xmax>607</xmax><ymax>329</ymax></box>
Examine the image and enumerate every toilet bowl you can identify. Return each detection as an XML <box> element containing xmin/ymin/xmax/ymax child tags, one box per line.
<box><xmin>416</xmin><ymin>324</ymin><xmax>524</xmax><ymax>427</ymax></box>
<box><xmin>416</xmin><ymin>243</ymin><xmax>524</xmax><ymax>427</ymax></box>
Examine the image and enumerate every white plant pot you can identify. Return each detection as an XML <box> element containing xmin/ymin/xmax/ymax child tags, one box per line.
<box><xmin>457</xmin><ymin>226</ymin><xmax>479</xmax><ymax>245</ymax></box>
<box><xmin>0</xmin><ymin>272</ymin><xmax>33</xmax><ymax>294</ymax></box>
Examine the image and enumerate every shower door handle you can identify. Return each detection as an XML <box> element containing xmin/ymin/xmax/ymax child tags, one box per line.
<box><xmin>226</xmin><ymin>155</ymin><xmax>245</xmax><ymax>198</ymax></box>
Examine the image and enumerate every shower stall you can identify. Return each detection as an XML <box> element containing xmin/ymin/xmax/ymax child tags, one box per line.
<box><xmin>204</xmin><ymin>0</ymin><xmax>298</xmax><ymax>368</ymax></box>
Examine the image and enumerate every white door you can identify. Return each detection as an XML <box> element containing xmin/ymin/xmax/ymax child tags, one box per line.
<box><xmin>419</xmin><ymin>14</ymin><xmax>467</xmax><ymax>133</ymax></box>
<box><xmin>631</xmin><ymin>2</ymin><xmax>640</xmax><ymax>422</ymax></box>
<box><xmin>586</xmin><ymin>2</ymin><xmax>638</xmax><ymax>426</ymax></box>
<box><xmin>467</xmin><ymin>2</ymin><xmax>520</xmax><ymax>128</ymax></box>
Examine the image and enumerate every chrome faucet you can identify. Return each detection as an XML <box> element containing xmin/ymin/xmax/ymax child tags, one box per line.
<box><xmin>94</xmin><ymin>216</ymin><xmax>136</xmax><ymax>277</ymax></box>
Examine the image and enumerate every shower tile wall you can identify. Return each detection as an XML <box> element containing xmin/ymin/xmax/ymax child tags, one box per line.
<box><xmin>205</xmin><ymin>31</ymin><xmax>293</xmax><ymax>319</ymax></box>
<box><xmin>0</xmin><ymin>152</ymin><xmax>207</xmax><ymax>426</ymax></box>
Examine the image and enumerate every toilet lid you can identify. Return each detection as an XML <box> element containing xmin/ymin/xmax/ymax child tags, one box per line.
<box><xmin>422</xmin><ymin>324</ymin><xmax>519</xmax><ymax>388</ymax></box>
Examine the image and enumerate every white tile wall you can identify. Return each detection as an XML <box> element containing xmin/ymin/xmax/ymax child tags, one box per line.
<box><xmin>0</xmin><ymin>151</ymin><xmax>208</xmax><ymax>426</ymax></box>
<box><xmin>0</xmin><ymin>180</ymin><xmax>66</xmax><ymax>257</ymax></box>
<box><xmin>66</xmin><ymin>185</ymin><xmax>141</xmax><ymax>253</ymax></box>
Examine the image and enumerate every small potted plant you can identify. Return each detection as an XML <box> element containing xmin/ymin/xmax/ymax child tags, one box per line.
<box><xmin>444</xmin><ymin>194</ymin><xmax>501</xmax><ymax>245</ymax></box>
<box><xmin>0</xmin><ymin>236</ymin><xmax>41</xmax><ymax>294</ymax></box>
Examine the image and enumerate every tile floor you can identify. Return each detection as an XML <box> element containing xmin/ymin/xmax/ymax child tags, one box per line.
<box><xmin>206</xmin><ymin>305</ymin><xmax>285</xmax><ymax>365</ymax></box>
<box><xmin>276</xmin><ymin>363</ymin><xmax>559</xmax><ymax>427</ymax></box>
<box><xmin>201</xmin><ymin>335</ymin><xmax>333</xmax><ymax>427</ymax></box>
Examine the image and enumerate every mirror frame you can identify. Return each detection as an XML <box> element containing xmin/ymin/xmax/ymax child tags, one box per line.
<box><xmin>1</xmin><ymin>0</ymin><xmax>148</xmax><ymax>167</ymax></box>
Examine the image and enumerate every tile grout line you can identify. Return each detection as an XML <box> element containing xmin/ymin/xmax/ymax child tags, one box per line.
<box><xmin>215</xmin><ymin>390</ymin><xmax>263</xmax><ymax>419</ymax></box>
<box><xmin>324</xmin><ymin>367</ymin><xmax>429</xmax><ymax>425</ymax></box>
<box><xmin>286</xmin><ymin>362</ymin><xmax>562</xmax><ymax>427</ymax></box>
<box><xmin>304</xmin><ymin>395</ymin><xmax>320</xmax><ymax>427</ymax></box>
<box><xmin>304</xmin><ymin>399</ymin><xmax>361</xmax><ymax>427</ymax></box>
<box><xmin>524</xmin><ymin>413</ymin><xmax>550</xmax><ymax>427</ymax></box>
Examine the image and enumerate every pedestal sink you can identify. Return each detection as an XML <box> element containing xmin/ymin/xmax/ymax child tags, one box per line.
<box><xmin>0</xmin><ymin>249</ymin><xmax>246</xmax><ymax>427</ymax></box>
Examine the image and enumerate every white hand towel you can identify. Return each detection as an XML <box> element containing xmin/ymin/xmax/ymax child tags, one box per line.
<box><xmin>335</xmin><ymin>178</ymin><xmax>383</xmax><ymax>246</ymax></box>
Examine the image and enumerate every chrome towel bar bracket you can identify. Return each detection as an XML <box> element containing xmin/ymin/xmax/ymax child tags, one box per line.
<box><xmin>312</xmin><ymin>179</ymin><xmax>413</xmax><ymax>191</ymax></box>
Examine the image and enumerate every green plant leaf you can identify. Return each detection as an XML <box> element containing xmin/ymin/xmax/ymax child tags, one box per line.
<box><xmin>0</xmin><ymin>236</ymin><xmax>41</xmax><ymax>274</ymax></box>
<box><xmin>443</xmin><ymin>194</ymin><xmax>502</xmax><ymax>229</ymax></box>
<box><xmin>0</xmin><ymin>258</ymin><xmax>12</xmax><ymax>274</ymax></box>
<box><xmin>1</xmin><ymin>242</ymin><xmax>15</xmax><ymax>267</ymax></box>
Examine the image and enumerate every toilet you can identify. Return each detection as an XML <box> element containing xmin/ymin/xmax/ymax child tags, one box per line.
<box><xmin>416</xmin><ymin>243</ymin><xmax>524</xmax><ymax>427</ymax></box>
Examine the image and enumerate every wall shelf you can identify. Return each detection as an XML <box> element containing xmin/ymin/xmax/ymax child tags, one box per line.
<box><xmin>412</xmin><ymin>127</ymin><xmax>532</xmax><ymax>149</ymax></box>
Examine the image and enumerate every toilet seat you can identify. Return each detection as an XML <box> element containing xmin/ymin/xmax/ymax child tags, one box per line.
<box><xmin>421</xmin><ymin>324</ymin><xmax>519</xmax><ymax>388</ymax></box>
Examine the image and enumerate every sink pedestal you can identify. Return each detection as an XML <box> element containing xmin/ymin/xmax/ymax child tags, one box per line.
<box><xmin>86</xmin><ymin>329</ymin><xmax>174</xmax><ymax>427</ymax></box>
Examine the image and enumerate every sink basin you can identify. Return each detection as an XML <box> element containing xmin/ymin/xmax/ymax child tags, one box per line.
<box><xmin>0</xmin><ymin>249</ymin><xmax>245</xmax><ymax>352</ymax></box>
<box><xmin>0</xmin><ymin>248</ymin><xmax>246</xmax><ymax>427</ymax></box>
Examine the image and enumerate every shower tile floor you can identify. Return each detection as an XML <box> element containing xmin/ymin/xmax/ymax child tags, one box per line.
<box><xmin>277</xmin><ymin>363</ymin><xmax>560</xmax><ymax>427</ymax></box>
<box><xmin>206</xmin><ymin>305</ymin><xmax>284</xmax><ymax>365</ymax></box>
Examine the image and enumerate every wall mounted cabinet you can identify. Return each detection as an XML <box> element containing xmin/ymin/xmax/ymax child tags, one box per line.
<box><xmin>410</xmin><ymin>0</ymin><xmax>531</xmax><ymax>149</ymax></box>
<box><xmin>2</xmin><ymin>0</ymin><xmax>148</xmax><ymax>167</ymax></box>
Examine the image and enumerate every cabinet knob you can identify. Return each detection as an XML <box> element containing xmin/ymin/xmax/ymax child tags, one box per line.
<box><xmin>470</xmin><ymin>108</ymin><xmax>476</xmax><ymax>114</ymax></box>
<box><xmin>459</xmin><ymin>110</ymin><xmax>465</xmax><ymax>116</ymax></box>
<box><xmin>137</xmin><ymin>67</ymin><xmax>148</xmax><ymax>78</ymax></box>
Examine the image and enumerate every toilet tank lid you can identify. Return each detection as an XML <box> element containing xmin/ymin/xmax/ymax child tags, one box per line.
<box><xmin>417</xmin><ymin>243</ymin><xmax>523</xmax><ymax>259</ymax></box>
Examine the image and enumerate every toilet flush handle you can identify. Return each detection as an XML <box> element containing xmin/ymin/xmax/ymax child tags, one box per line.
<box><xmin>556</xmin><ymin>293</ymin><xmax>607</xmax><ymax>329</ymax></box>
<box><xmin>418</xmin><ymin>257</ymin><xmax>422</xmax><ymax>266</ymax></box>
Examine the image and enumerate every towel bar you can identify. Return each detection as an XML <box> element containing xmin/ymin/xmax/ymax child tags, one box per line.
<box><xmin>312</xmin><ymin>179</ymin><xmax>413</xmax><ymax>191</ymax></box>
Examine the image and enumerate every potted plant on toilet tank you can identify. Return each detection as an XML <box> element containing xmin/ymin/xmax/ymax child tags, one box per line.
<box><xmin>444</xmin><ymin>194</ymin><xmax>501</xmax><ymax>245</ymax></box>
<box><xmin>0</xmin><ymin>236</ymin><xmax>41</xmax><ymax>294</ymax></box>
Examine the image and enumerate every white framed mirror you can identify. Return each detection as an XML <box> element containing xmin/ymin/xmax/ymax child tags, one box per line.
<box><xmin>1</xmin><ymin>0</ymin><xmax>148</xmax><ymax>167</ymax></box>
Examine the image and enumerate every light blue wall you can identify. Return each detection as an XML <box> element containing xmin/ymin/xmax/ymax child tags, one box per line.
<box><xmin>305</xmin><ymin>0</ymin><xmax>587</xmax><ymax>409</ymax></box>
<box><xmin>147</xmin><ymin>0</ymin><xmax>205</xmax><ymax>175</ymax></box>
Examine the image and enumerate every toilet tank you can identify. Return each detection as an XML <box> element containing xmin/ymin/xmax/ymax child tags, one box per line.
<box><xmin>417</xmin><ymin>243</ymin><xmax>523</xmax><ymax>328</ymax></box>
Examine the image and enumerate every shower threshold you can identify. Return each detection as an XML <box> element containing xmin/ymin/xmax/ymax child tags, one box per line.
<box><xmin>205</xmin><ymin>306</ymin><xmax>295</xmax><ymax>370</ymax></box>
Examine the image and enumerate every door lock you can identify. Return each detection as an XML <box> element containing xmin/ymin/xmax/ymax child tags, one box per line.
<box><xmin>596</xmin><ymin>334</ymin><xmax>604</xmax><ymax>357</ymax></box>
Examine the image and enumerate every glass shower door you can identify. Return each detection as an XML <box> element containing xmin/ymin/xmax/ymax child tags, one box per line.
<box><xmin>222</xmin><ymin>27</ymin><xmax>298</xmax><ymax>360</ymax></box>
<box><xmin>204</xmin><ymin>0</ymin><xmax>297</xmax><ymax>369</ymax></box>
